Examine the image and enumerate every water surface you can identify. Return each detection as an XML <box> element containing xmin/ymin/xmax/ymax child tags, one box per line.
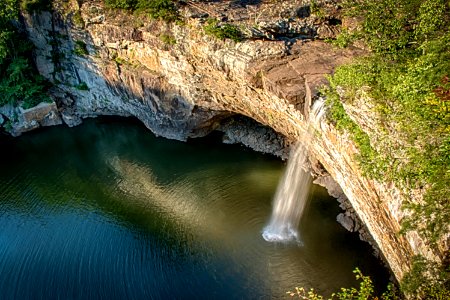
<box><xmin>0</xmin><ymin>118</ymin><xmax>388</xmax><ymax>299</ymax></box>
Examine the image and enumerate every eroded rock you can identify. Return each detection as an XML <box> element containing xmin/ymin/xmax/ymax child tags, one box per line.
<box><xmin>1</xmin><ymin>102</ymin><xmax>63</xmax><ymax>137</ymax></box>
<box><xmin>337</xmin><ymin>213</ymin><xmax>354</xmax><ymax>232</ymax></box>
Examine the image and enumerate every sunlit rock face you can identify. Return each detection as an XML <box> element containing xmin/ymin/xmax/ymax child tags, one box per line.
<box><xmin>17</xmin><ymin>0</ymin><xmax>442</xmax><ymax>281</ymax></box>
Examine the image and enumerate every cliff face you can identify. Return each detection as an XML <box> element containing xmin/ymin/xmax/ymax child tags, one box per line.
<box><xmin>5</xmin><ymin>0</ymin><xmax>438</xmax><ymax>281</ymax></box>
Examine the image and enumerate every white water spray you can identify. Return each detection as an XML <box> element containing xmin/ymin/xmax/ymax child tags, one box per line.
<box><xmin>262</xmin><ymin>99</ymin><xmax>325</xmax><ymax>244</ymax></box>
<box><xmin>262</xmin><ymin>143</ymin><xmax>311</xmax><ymax>243</ymax></box>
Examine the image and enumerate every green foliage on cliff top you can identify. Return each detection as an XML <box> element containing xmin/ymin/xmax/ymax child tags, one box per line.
<box><xmin>0</xmin><ymin>0</ymin><xmax>51</xmax><ymax>109</ymax></box>
<box><xmin>341</xmin><ymin>0</ymin><xmax>448</xmax><ymax>56</ymax></box>
<box><xmin>324</xmin><ymin>0</ymin><xmax>449</xmax><ymax>295</ymax></box>
<box><xmin>20</xmin><ymin>0</ymin><xmax>52</xmax><ymax>13</ymax></box>
<box><xmin>105</xmin><ymin>0</ymin><xmax>179</xmax><ymax>22</ymax></box>
<box><xmin>136</xmin><ymin>0</ymin><xmax>178</xmax><ymax>22</ymax></box>
<box><xmin>203</xmin><ymin>18</ymin><xmax>243</xmax><ymax>43</ymax></box>
<box><xmin>105</xmin><ymin>0</ymin><xmax>137</xmax><ymax>10</ymax></box>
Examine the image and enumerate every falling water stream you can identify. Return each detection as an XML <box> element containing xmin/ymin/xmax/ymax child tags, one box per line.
<box><xmin>262</xmin><ymin>143</ymin><xmax>311</xmax><ymax>243</ymax></box>
<box><xmin>262</xmin><ymin>99</ymin><xmax>326</xmax><ymax>244</ymax></box>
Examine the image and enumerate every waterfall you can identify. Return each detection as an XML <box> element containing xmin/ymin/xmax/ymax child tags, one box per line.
<box><xmin>262</xmin><ymin>143</ymin><xmax>311</xmax><ymax>243</ymax></box>
<box><xmin>262</xmin><ymin>99</ymin><xmax>325</xmax><ymax>244</ymax></box>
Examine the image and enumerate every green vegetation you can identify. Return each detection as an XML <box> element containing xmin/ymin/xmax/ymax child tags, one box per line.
<box><xmin>74</xmin><ymin>82</ymin><xmax>88</xmax><ymax>91</ymax></box>
<box><xmin>105</xmin><ymin>0</ymin><xmax>137</xmax><ymax>10</ymax></box>
<box><xmin>105</xmin><ymin>0</ymin><xmax>179</xmax><ymax>22</ymax></box>
<box><xmin>113</xmin><ymin>56</ymin><xmax>128</xmax><ymax>65</ymax></box>
<box><xmin>328</xmin><ymin>29</ymin><xmax>359</xmax><ymax>48</ymax></box>
<box><xmin>4</xmin><ymin>119</ymin><xmax>13</xmax><ymax>131</ymax></box>
<box><xmin>323</xmin><ymin>0</ymin><xmax>449</xmax><ymax>296</ymax></box>
<box><xmin>203</xmin><ymin>18</ymin><xmax>243</xmax><ymax>43</ymax></box>
<box><xmin>20</xmin><ymin>0</ymin><xmax>51</xmax><ymax>13</ymax></box>
<box><xmin>159</xmin><ymin>33</ymin><xmax>176</xmax><ymax>45</ymax></box>
<box><xmin>401</xmin><ymin>256</ymin><xmax>450</xmax><ymax>299</ymax></box>
<box><xmin>310</xmin><ymin>0</ymin><xmax>326</xmax><ymax>20</ymax></box>
<box><xmin>72</xmin><ymin>10</ymin><xmax>84</xmax><ymax>28</ymax></box>
<box><xmin>0</xmin><ymin>0</ymin><xmax>51</xmax><ymax>109</ymax></box>
<box><xmin>73</xmin><ymin>40</ymin><xmax>88</xmax><ymax>56</ymax></box>
<box><xmin>137</xmin><ymin>0</ymin><xmax>178</xmax><ymax>22</ymax></box>
<box><xmin>104</xmin><ymin>1</ymin><xmax>244</xmax><ymax>42</ymax></box>
<box><xmin>289</xmin><ymin>268</ymin><xmax>399</xmax><ymax>299</ymax></box>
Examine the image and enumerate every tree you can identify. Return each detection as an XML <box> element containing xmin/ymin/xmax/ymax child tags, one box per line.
<box><xmin>0</xmin><ymin>0</ymin><xmax>18</xmax><ymax>64</ymax></box>
<box><xmin>0</xmin><ymin>0</ymin><xmax>50</xmax><ymax>108</ymax></box>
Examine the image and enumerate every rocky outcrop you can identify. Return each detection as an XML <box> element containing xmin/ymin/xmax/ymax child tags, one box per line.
<box><xmin>314</xmin><ymin>174</ymin><xmax>383</xmax><ymax>259</ymax></box>
<box><xmin>0</xmin><ymin>101</ymin><xmax>62</xmax><ymax>136</ymax></box>
<box><xmin>10</xmin><ymin>0</ymin><xmax>441</xmax><ymax>282</ymax></box>
<box><xmin>219</xmin><ymin>115</ymin><xmax>290</xmax><ymax>159</ymax></box>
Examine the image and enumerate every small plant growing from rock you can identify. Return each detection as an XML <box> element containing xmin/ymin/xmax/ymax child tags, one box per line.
<box><xmin>329</xmin><ymin>29</ymin><xmax>359</xmax><ymax>48</ymax></box>
<box><xmin>114</xmin><ymin>56</ymin><xmax>134</xmax><ymax>66</ymax></box>
<box><xmin>72</xmin><ymin>10</ymin><xmax>85</xmax><ymax>29</ymax></box>
<box><xmin>159</xmin><ymin>33</ymin><xmax>176</xmax><ymax>45</ymax></box>
<box><xmin>73</xmin><ymin>40</ymin><xmax>88</xmax><ymax>56</ymax></box>
<box><xmin>288</xmin><ymin>268</ymin><xmax>399</xmax><ymax>299</ymax></box>
<box><xmin>105</xmin><ymin>0</ymin><xmax>137</xmax><ymax>10</ymax></box>
<box><xmin>75</xmin><ymin>82</ymin><xmax>89</xmax><ymax>91</ymax></box>
<box><xmin>21</xmin><ymin>0</ymin><xmax>52</xmax><ymax>13</ymax></box>
<box><xmin>310</xmin><ymin>0</ymin><xmax>326</xmax><ymax>21</ymax></box>
<box><xmin>4</xmin><ymin>120</ymin><xmax>13</xmax><ymax>131</ymax></box>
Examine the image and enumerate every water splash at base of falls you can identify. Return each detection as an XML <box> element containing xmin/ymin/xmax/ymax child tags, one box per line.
<box><xmin>262</xmin><ymin>98</ymin><xmax>325</xmax><ymax>244</ymax></box>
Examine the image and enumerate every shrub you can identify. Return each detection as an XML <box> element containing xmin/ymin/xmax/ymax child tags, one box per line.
<box><xmin>105</xmin><ymin>0</ymin><xmax>179</xmax><ymax>22</ymax></box>
<box><xmin>159</xmin><ymin>33</ymin><xmax>176</xmax><ymax>45</ymax></box>
<box><xmin>0</xmin><ymin>57</ymin><xmax>50</xmax><ymax>108</ymax></box>
<box><xmin>0</xmin><ymin>1</ymin><xmax>50</xmax><ymax>109</ymax></box>
<box><xmin>74</xmin><ymin>82</ymin><xmax>88</xmax><ymax>91</ymax></box>
<box><xmin>72</xmin><ymin>10</ymin><xmax>85</xmax><ymax>28</ymax></box>
<box><xmin>74</xmin><ymin>40</ymin><xmax>88</xmax><ymax>56</ymax></box>
<box><xmin>136</xmin><ymin>0</ymin><xmax>178</xmax><ymax>22</ymax></box>
<box><xmin>401</xmin><ymin>256</ymin><xmax>450</xmax><ymax>299</ymax></box>
<box><xmin>104</xmin><ymin>0</ymin><xmax>137</xmax><ymax>10</ymax></box>
<box><xmin>329</xmin><ymin>29</ymin><xmax>359</xmax><ymax>48</ymax></box>
<box><xmin>20</xmin><ymin>0</ymin><xmax>52</xmax><ymax>13</ymax></box>
<box><xmin>310</xmin><ymin>0</ymin><xmax>326</xmax><ymax>20</ymax></box>
<box><xmin>288</xmin><ymin>268</ymin><xmax>399</xmax><ymax>299</ymax></box>
<box><xmin>4</xmin><ymin>120</ymin><xmax>13</xmax><ymax>131</ymax></box>
<box><xmin>114</xmin><ymin>56</ymin><xmax>126</xmax><ymax>65</ymax></box>
<box><xmin>340</xmin><ymin>0</ymin><xmax>449</xmax><ymax>56</ymax></box>
<box><xmin>203</xmin><ymin>18</ymin><xmax>243</xmax><ymax>43</ymax></box>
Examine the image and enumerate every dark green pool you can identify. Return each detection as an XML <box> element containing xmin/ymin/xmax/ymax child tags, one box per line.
<box><xmin>0</xmin><ymin>118</ymin><xmax>388</xmax><ymax>299</ymax></box>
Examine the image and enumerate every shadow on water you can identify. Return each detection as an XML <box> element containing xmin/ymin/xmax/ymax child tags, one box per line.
<box><xmin>0</xmin><ymin>117</ymin><xmax>390</xmax><ymax>299</ymax></box>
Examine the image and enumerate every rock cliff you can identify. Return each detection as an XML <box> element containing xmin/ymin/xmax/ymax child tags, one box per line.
<box><xmin>1</xmin><ymin>0</ymin><xmax>439</xmax><ymax>282</ymax></box>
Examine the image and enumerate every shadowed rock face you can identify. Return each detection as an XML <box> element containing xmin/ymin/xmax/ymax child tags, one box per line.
<box><xmin>10</xmin><ymin>0</ymin><xmax>441</xmax><ymax>282</ymax></box>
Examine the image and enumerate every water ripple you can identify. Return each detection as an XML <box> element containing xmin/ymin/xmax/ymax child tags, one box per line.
<box><xmin>0</xmin><ymin>119</ymin><xmax>388</xmax><ymax>299</ymax></box>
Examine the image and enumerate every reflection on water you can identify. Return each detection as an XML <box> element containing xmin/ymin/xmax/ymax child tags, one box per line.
<box><xmin>0</xmin><ymin>118</ymin><xmax>388</xmax><ymax>299</ymax></box>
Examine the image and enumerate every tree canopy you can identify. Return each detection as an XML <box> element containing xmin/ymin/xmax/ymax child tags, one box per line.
<box><xmin>0</xmin><ymin>0</ymin><xmax>50</xmax><ymax>109</ymax></box>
